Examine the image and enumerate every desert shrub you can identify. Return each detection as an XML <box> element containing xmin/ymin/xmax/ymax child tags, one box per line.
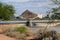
<box><xmin>4</xmin><ymin>25</ymin><xmax>35</xmax><ymax>40</ymax></box>
<box><xmin>5</xmin><ymin>31</ymin><xmax>26</xmax><ymax>40</ymax></box>
<box><xmin>15</xmin><ymin>26</ymin><xmax>28</xmax><ymax>33</ymax></box>
<box><xmin>0</xmin><ymin>26</ymin><xmax>11</xmax><ymax>34</ymax></box>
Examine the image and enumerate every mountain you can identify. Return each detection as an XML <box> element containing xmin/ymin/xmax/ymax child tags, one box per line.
<box><xmin>20</xmin><ymin>10</ymin><xmax>37</xmax><ymax>19</ymax></box>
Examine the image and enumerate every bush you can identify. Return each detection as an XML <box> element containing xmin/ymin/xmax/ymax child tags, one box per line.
<box><xmin>4</xmin><ymin>26</ymin><xmax>34</xmax><ymax>40</ymax></box>
<box><xmin>0</xmin><ymin>26</ymin><xmax>11</xmax><ymax>34</ymax></box>
<box><xmin>5</xmin><ymin>31</ymin><xmax>26</xmax><ymax>40</ymax></box>
<box><xmin>15</xmin><ymin>26</ymin><xmax>28</xmax><ymax>33</ymax></box>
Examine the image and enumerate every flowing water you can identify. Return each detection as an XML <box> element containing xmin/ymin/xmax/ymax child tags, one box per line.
<box><xmin>29</xmin><ymin>26</ymin><xmax>60</xmax><ymax>33</ymax></box>
<box><xmin>49</xmin><ymin>26</ymin><xmax>60</xmax><ymax>33</ymax></box>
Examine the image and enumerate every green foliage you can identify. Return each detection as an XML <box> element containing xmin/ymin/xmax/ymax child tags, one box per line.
<box><xmin>0</xmin><ymin>2</ymin><xmax>15</xmax><ymax>20</ymax></box>
<box><xmin>34</xmin><ymin>17</ymin><xmax>41</xmax><ymax>20</ymax></box>
<box><xmin>51</xmin><ymin>13</ymin><xmax>60</xmax><ymax>20</ymax></box>
<box><xmin>15</xmin><ymin>26</ymin><xmax>28</xmax><ymax>33</ymax></box>
<box><xmin>51</xmin><ymin>0</ymin><xmax>60</xmax><ymax>4</ymax></box>
<box><xmin>42</xmin><ymin>0</ymin><xmax>60</xmax><ymax>20</ymax></box>
<box><xmin>42</xmin><ymin>14</ymin><xmax>50</xmax><ymax>20</ymax></box>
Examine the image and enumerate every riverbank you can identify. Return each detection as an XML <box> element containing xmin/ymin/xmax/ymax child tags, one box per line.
<box><xmin>0</xmin><ymin>24</ymin><xmax>60</xmax><ymax>40</ymax></box>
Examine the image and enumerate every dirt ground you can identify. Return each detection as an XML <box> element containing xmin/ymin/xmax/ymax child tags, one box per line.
<box><xmin>0</xmin><ymin>34</ymin><xmax>16</xmax><ymax>40</ymax></box>
<box><xmin>58</xmin><ymin>33</ymin><xmax>60</xmax><ymax>40</ymax></box>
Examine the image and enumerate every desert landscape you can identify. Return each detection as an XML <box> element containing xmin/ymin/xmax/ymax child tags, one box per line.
<box><xmin>0</xmin><ymin>23</ymin><xmax>60</xmax><ymax>40</ymax></box>
<box><xmin>0</xmin><ymin>0</ymin><xmax>60</xmax><ymax>40</ymax></box>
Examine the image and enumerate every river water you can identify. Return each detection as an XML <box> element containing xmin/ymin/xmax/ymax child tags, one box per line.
<box><xmin>49</xmin><ymin>26</ymin><xmax>60</xmax><ymax>33</ymax></box>
<box><xmin>29</xmin><ymin>26</ymin><xmax>60</xmax><ymax>33</ymax></box>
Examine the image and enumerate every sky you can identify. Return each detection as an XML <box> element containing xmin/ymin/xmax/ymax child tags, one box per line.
<box><xmin>0</xmin><ymin>0</ymin><xmax>58</xmax><ymax>17</ymax></box>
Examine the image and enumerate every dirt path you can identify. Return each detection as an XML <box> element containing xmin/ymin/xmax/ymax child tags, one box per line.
<box><xmin>0</xmin><ymin>34</ymin><xmax>16</xmax><ymax>40</ymax></box>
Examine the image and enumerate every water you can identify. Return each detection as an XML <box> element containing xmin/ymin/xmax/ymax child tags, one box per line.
<box><xmin>29</xmin><ymin>26</ymin><xmax>60</xmax><ymax>33</ymax></box>
<box><xmin>49</xmin><ymin>26</ymin><xmax>60</xmax><ymax>33</ymax></box>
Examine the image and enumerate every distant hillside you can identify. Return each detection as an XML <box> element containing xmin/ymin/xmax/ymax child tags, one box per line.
<box><xmin>18</xmin><ymin>10</ymin><xmax>42</xmax><ymax>20</ymax></box>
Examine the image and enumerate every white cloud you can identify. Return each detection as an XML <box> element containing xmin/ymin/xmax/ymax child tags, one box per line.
<box><xmin>2</xmin><ymin>0</ymin><xmax>30</xmax><ymax>2</ymax></box>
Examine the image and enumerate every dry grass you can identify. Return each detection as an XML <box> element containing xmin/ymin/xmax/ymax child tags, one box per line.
<box><xmin>0</xmin><ymin>24</ymin><xmax>25</xmax><ymax>33</ymax></box>
<box><xmin>0</xmin><ymin>24</ymin><xmax>60</xmax><ymax>40</ymax></box>
<box><xmin>3</xmin><ymin>26</ymin><xmax>34</xmax><ymax>40</ymax></box>
<box><xmin>57</xmin><ymin>33</ymin><xmax>60</xmax><ymax>40</ymax></box>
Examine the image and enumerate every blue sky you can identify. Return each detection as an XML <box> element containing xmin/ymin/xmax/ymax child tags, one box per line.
<box><xmin>0</xmin><ymin>0</ymin><xmax>58</xmax><ymax>16</ymax></box>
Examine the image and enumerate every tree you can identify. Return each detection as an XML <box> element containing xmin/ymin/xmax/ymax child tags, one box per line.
<box><xmin>34</xmin><ymin>17</ymin><xmax>41</xmax><ymax>20</ymax></box>
<box><xmin>51</xmin><ymin>0</ymin><xmax>60</xmax><ymax>4</ymax></box>
<box><xmin>0</xmin><ymin>2</ymin><xmax>4</xmax><ymax>19</ymax></box>
<box><xmin>51</xmin><ymin>13</ymin><xmax>60</xmax><ymax>20</ymax></box>
<box><xmin>42</xmin><ymin>0</ymin><xmax>60</xmax><ymax>33</ymax></box>
<box><xmin>50</xmin><ymin>0</ymin><xmax>60</xmax><ymax>20</ymax></box>
<box><xmin>0</xmin><ymin>2</ymin><xmax>15</xmax><ymax>20</ymax></box>
<box><xmin>42</xmin><ymin>13</ymin><xmax>50</xmax><ymax>20</ymax></box>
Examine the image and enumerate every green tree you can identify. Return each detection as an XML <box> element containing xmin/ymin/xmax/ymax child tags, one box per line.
<box><xmin>50</xmin><ymin>0</ymin><xmax>60</xmax><ymax>20</ymax></box>
<box><xmin>0</xmin><ymin>2</ymin><xmax>15</xmax><ymax>20</ymax></box>
<box><xmin>42</xmin><ymin>13</ymin><xmax>50</xmax><ymax>20</ymax></box>
<box><xmin>51</xmin><ymin>0</ymin><xmax>60</xmax><ymax>4</ymax></box>
<box><xmin>0</xmin><ymin>2</ymin><xmax>4</xmax><ymax>19</ymax></box>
